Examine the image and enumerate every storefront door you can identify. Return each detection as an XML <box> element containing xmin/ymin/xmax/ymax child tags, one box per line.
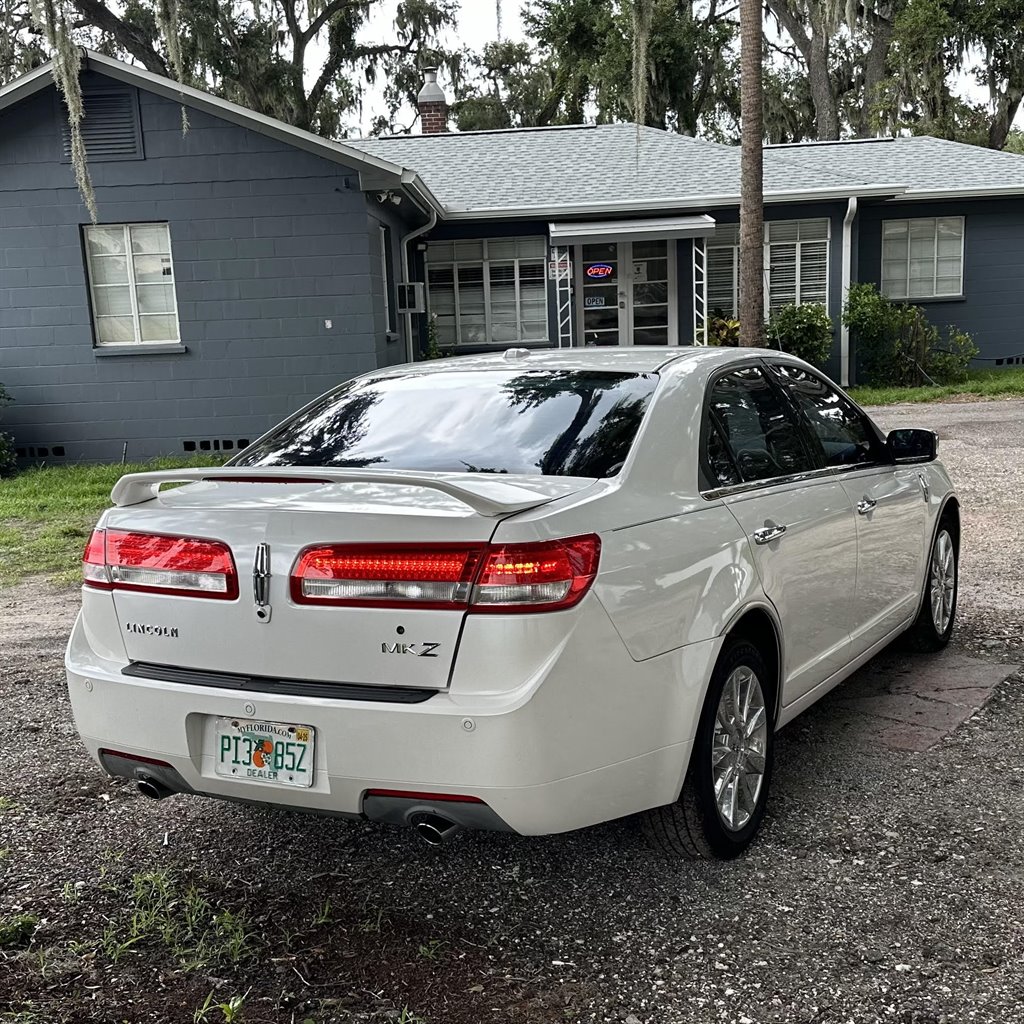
<box><xmin>575</xmin><ymin>240</ymin><xmax>677</xmax><ymax>346</ymax></box>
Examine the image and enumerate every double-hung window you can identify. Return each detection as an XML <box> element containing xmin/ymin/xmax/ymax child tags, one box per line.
<box><xmin>425</xmin><ymin>237</ymin><xmax>548</xmax><ymax>346</ymax></box>
<box><xmin>705</xmin><ymin>218</ymin><xmax>831</xmax><ymax>317</ymax></box>
<box><xmin>881</xmin><ymin>217</ymin><xmax>964</xmax><ymax>300</ymax></box>
<box><xmin>84</xmin><ymin>223</ymin><xmax>180</xmax><ymax>346</ymax></box>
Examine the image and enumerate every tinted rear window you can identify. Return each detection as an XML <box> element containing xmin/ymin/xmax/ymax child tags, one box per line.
<box><xmin>234</xmin><ymin>369</ymin><xmax>659</xmax><ymax>478</ymax></box>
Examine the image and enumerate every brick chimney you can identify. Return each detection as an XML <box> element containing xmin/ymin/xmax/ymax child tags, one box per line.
<box><xmin>417</xmin><ymin>68</ymin><xmax>448</xmax><ymax>134</ymax></box>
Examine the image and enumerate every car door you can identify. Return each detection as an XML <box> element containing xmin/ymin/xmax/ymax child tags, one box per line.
<box><xmin>768</xmin><ymin>362</ymin><xmax>927</xmax><ymax>652</ymax></box>
<box><xmin>703</xmin><ymin>363</ymin><xmax>858</xmax><ymax>705</ymax></box>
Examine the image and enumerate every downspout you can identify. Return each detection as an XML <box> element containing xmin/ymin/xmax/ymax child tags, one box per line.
<box><xmin>840</xmin><ymin>196</ymin><xmax>858</xmax><ymax>387</ymax></box>
<box><xmin>400</xmin><ymin>176</ymin><xmax>439</xmax><ymax>364</ymax></box>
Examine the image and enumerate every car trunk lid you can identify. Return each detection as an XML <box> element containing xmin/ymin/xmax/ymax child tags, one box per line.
<box><xmin>99</xmin><ymin>470</ymin><xmax>591</xmax><ymax>690</ymax></box>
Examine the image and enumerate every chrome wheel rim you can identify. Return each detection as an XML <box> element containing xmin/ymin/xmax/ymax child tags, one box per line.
<box><xmin>712</xmin><ymin>666</ymin><xmax>769</xmax><ymax>832</ymax></box>
<box><xmin>930</xmin><ymin>529</ymin><xmax>956</xmax><ymax>635</ymax></box>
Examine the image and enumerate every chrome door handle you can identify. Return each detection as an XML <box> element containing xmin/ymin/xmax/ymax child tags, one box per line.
<box><xmin>753</xmin><ymin>524</ymin><xmax>788</xmax><ymax>545</ymax></box>
<box><xmin>856</xmin><ymin>497</ymin><xmax>877</xmax><ymax>515</ymax></box>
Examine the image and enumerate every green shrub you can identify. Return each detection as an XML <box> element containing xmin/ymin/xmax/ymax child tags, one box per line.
<box><xmin>701</xmin><ymin>315</ymin><xmax>741</xmax><ymax>347</ymax></box>
<box><xmin>843</xmin><ymin>283</ymin><xmax>978</xmax><ymax>386</ymax></box>
<box><xmin>0</xmin><ymin>383</ymin><xmax>16</xmax><ymax>478</ymax></box>
<box><xmin>766</xmin><ymin>303</ymin><xmax>834</xmax><ymax>366</ymax></box>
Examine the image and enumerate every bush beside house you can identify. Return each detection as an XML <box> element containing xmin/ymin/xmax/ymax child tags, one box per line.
<box><xmin>844</xmin><ymin>284</ymin><xmax>978</xmax><ymax>387</ymax></box>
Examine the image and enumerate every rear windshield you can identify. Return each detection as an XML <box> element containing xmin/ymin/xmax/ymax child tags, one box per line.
<box><xmin>233</xmin><ymin>368</ymin><xmax>659</xmax><ymax>478</ymax></box>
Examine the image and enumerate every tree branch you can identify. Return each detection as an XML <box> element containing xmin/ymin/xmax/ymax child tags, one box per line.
<box><xmin>69</xmin><ymin>0</ymin><xmax>167</xmax><ymax>75</ymax></box>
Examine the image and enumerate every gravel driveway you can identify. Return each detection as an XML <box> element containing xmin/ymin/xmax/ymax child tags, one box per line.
<box><xmin>1</xmin><ymin>399</ymin><xmax>1021</xmax><ymax>1024</ymax></box>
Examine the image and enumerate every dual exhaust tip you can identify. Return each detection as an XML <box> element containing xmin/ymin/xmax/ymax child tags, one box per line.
<box><xmin>137</xmin><ymin>776</ymin><xmax>462</xmax><ymax>845</ymax></box>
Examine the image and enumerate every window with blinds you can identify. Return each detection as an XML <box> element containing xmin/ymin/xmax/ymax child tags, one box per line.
<box><xmin>425</xmin><ymin>237</ymin><xmax>548</xmax><ymax>346</ymax></box>
<box><xmin>705</xmin><ymin>219</ymin><xmax>831</xmax><ymax>317</ymax></box>
<box><xmin>881</xmin><ymin>217</ymin><xmax>964</xmax><ymax>299</ymax></box>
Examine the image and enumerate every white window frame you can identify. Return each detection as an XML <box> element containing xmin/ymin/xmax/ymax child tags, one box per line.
<box><xmin>705</xmin><ymin>219</ymin><xmax>831</xmax><ymax>318</ymax></box>
<box><xmin>84</xmin><ymin>223</ymin><xmax>181</xmax><ymax>346</ymax></box>
<box><xmin>881</xmin><ymin>216</ymin><xmax>965</xmax><ymax>300</ymax></box>
<box><xmin>425</xmin><ymin>237</ymin><xmax>548</xmax><ymax>346</ymax></box>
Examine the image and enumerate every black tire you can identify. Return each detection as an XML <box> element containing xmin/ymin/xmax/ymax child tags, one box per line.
<box><xmin>905</xmin><ymin>515</ymin><xmax>959</xmax><ymax>653</ymax></box>
<box><xmin>641</xmin><ymin>638</ymin><xmax>775</xmax><ymax>860</ymax></box>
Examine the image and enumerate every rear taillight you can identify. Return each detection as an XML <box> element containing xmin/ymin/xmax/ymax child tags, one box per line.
<box><xmin>291</xmin><ymin>535</ymin><xmax>600</xmax><ymax>613</ymax></box>
<box><xmin>291</xmin><ymin>544</ymin><xmax>483</xmax><ymax>609</ymax></box>
<box><xmin>83</xmin><ymin>528</ymin><xmax>238</xmax><ymax>600</ymax></box>
<box><xmin>472</xmin><ymin>536</ymin><xmax>601</xmax><ymax>613</ymax></box>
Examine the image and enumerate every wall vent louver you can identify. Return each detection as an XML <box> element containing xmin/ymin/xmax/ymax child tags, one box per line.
<box><xmin>62</xmin><ymin>89</ymin><xmax>143</xmax><ymax>162</ymax></box>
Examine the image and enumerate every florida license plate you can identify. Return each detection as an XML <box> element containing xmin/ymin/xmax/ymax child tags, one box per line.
<box><xmin>213</xmin><ymin>717</ymin><xmax>315</xmax><ymax>788</ymax></box>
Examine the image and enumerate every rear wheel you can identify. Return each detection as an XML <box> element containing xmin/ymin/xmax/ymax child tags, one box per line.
<box><xmin>641</xmin><ymin>639</ymin><xmax>774</xmax><ymax>859</ymax></box>
<box><xmin>906</xmin><ymin>517</ymin><xmax>958</xmax><ymax>652</ymax></box>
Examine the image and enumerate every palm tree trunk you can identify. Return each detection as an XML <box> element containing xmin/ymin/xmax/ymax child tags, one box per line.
<box><xmin>739</xmin><ymin>0</ymin><xmax>765</xmax><ymax>347</ymax></box>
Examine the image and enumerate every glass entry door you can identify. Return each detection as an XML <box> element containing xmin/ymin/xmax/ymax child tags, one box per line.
<box><xmin>576</xmin><ymin>240</ymin><xmax>676</xmax><ymax>346</ymax></box>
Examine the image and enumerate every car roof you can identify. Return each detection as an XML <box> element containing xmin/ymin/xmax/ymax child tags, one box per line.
<box><xmin>372</xmin><ymin>346</ymin><xmax>792</xmax><ymax>378</ymax></box>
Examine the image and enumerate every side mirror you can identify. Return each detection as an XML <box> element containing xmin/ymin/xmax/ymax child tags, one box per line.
<box><xmin>887</xmin><ymin>428</ymin><xmax>938</xmax><ymax>464</ymax></box>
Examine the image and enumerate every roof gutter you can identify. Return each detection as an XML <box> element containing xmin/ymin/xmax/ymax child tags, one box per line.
<box><xmin>840</xmin><ymin>196</ymin><xmax>858</xmax><ymax>388</ymax></box>
<box><xmin>892</xmin><ymin>185</ymin><xmax>1024</xmax><ymax>201</ymax></box>
<box><xmin>442</xmin><ymin>184</ymin><xmax>908</xmax><ymax>221</ymax></box>
<box><xmin>399</xmin><ymin>173</ymin><xmax>439</xmax><ymax>364</ymax></box>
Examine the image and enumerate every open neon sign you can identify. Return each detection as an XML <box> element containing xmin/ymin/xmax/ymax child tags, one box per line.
<box><xmin>585</xmin><ymin>263</ymin><xmax>615</xmax><ymax>279</ymax></box>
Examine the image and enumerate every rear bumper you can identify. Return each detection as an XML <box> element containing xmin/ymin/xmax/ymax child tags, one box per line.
<box><xmin>66</xmin><ymin>610</ymin><xmax>717</xmax><ymax>836</ymax></box>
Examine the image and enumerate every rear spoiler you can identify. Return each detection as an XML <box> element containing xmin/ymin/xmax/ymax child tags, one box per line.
<box><xmin>109</xmin><ymin>467</ymin><xmax>561</xmax><ymax>518</ymax></box>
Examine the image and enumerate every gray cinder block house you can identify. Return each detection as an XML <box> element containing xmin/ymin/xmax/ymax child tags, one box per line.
<box><xmin>3</xmin><ymin>51</ymin><xmax>1024</xmax><ymax>463</ymax></box>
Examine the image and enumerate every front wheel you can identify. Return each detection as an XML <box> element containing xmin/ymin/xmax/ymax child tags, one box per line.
<box><xmin>641</xmin><ymin>639</ymin><xmax>774</xmax><ymax>859</ymax></box>
<box><xmin>906</xmin><ymin>518</ymin><xmax>958</xmax><ymax>652</ymax></box>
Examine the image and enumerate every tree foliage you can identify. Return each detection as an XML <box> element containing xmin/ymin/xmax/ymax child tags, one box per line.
<box><xmin>454</xmin><ymin>0</ymin><xmax>741</xmax><ymax>137</ymax></box>
<box><xmin>5</xmin><ymin>0</ymin><xmax>462</xmax><ymax>136</ymax></box>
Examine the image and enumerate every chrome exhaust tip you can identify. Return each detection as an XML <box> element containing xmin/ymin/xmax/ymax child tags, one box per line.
<box><xmin>414</xmin><ymin>814</ymin><xmax>460</xmax><ymax>846</ymax></box>
<box><xmin>136</xmin><ymin>775</ymin><xmax>172</xmax><ymax>800</ymax></box>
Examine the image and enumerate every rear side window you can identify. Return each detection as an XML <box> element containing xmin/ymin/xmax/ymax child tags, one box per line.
<box><xmin>771</xmin><ymin>364</ymin><xmax>885</xmax><ymax>468</ymax></box>
<box><xmin>705</xmin><ymin>365</ymin><xmax>816</xmax><ymax>486</ymax></box>
<box><xmin>234</xmin><ymin>369</ymin><xmax>659</xmax><ymax>478</ymax></box>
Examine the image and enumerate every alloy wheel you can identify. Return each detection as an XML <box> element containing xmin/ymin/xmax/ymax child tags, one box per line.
<box><xmin>930</xmin><ymin>529</ymin><xmax>956</xmax><ymax>635</ymax></box>
<box><xmin>711</xmin><ymin>665</ymin><xmax>769</xmax><ymax>831</ymax></box>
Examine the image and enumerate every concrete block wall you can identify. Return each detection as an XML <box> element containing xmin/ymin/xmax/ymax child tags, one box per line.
<box><xmin>0</xmin><ymin>73</ymin><xmax>405</xmax><ymax>462</ymax></box>
<box><xmin>857</xmin><ymin>196</ymin><xmax>1024</xmax><ymax>367</ymax></box>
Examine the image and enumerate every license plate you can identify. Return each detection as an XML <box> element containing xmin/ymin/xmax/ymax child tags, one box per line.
<box><xmin>213</xmin><ymin>717</ymin><xmax>315</xmax><ymax>788</ymax></box>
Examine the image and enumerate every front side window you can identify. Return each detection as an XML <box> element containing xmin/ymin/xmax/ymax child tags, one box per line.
<box><xmin>881</xmin><ymin>217</ymin><xmax>964</xmax><ymax>300</ymax></box>
<box><xmin>84</xmin><ymin>223</ymin><xmax>180</xmax><ymax>346</ymax></box>
<box><xmin>234</xmin><ymin>369</ymin><xmax>658</xmax><ymax>478</ymax></box>
<box><xmin>770</xmin><ymin>363</ymin><xmax>885</xmax><ymax>468</ymax></box>
<box><xmin>706</xmin><ymin>219</ymin><xmax>830</xmax><ymax>317</ymax></box>
<box><xmin>425</xmin><ymin>237</ymin><xmax>548</xmax><ymax>347</ymax></box>
<box><xmin>705</xmin><ymin>365</ymin><xmax>816</xmax><ymax>486</ymax></box>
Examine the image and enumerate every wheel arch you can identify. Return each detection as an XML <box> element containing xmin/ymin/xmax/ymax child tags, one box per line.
<box><xmin>721</xmin><ymin>603</ymin><xmax>783</xmax><ymax>729</ymax></box>
<box><xmin>909</xmin><ymin>491</ymin><xmax>960</xmax><ymax>626</ymax></box>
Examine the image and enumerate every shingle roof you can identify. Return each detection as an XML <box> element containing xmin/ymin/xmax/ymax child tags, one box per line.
<box><xmin>766</xmin><ymin>136</ymin><xmax>1024</xmax><ymax>196</ymax></box>
<box><xmin>347</xmin><ymin>123</ymin><xmax>896</xmax><ymax>217</ymax></box>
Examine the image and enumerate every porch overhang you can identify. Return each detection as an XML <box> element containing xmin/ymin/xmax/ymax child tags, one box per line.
<box><xmin>548</xmin><ymin>215</ymin><xmax>716</xmax><ymax>245</ymax></box>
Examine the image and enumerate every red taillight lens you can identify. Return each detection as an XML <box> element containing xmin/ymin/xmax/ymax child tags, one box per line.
<box><xmin>291</xmin><ymin>544</ymin><xmax>483</xmax><ymax>608</ymax></box>
<box><xmin>472</xmin><ymin>535</ymin><xmax>601</xmax><ymax>612</ymax></box>
<box><xmin>83</xmin><ymin>529</ymin><xmax>238</xmax><ymax>600</ymax></box>
<box><xmin>291</xmin><ymin>535</ymin><xmax>600</xmax><ymax>613</ymax></box>
<box><xmin>83</xmin><ymin>529</ymin><xmax>111</xmax><ymax>589</ymax></box>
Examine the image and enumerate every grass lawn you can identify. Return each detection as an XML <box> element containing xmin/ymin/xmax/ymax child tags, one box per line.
<box><xmin>848</xmin><ymin>366</ymin><xmax>1024</xmax><ymax>406</ymax></box>
<box><xmin>0</xmin><ymin>456</ymin><xmax>224</xmax><ymax>587</ymax></box>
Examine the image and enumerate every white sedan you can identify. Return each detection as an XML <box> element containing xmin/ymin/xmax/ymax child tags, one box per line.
<box><xmin>66</xmin><ymin>348</ymin><xmax>959</xmax><ymax>858</ymax></box>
